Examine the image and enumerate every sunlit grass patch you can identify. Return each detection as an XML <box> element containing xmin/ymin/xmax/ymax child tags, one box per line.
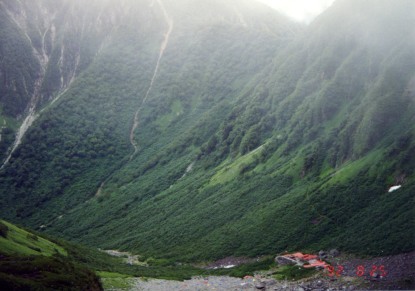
<box><xmin>98</xmin><ymin>271</ymin><xmax>133</xmax><ymax>290</ymax></box>
<box><xmin>0</xmin><ymin>220</ymin><xmax>67</xmax><ymax>257</ymax></box>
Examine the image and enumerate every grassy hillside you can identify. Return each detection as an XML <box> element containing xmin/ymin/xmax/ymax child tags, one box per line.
<box><xmin>0</xmin><ymin>219</ymin><xmax>281</xmax><ymax>289</ymax></box>
<box><xmin>0</xmin><ymin>220</ymin><xmax>102</xmax><ymax>290</ymax></box>
<box><xmin>0</xmin><ymin>0</ymin><xmax>414</xmax><ymax>263</ymax></box>
<box><xmin>0</xmin><ymin>220</ymin><xmax>66</xmax><ymax>257</ymax></box>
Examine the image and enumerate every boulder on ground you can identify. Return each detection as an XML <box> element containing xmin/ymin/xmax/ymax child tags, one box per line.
<box><xmin>255</xmin><ymin>281</ymin><xmax>266</xmax><ymax>289</ymax></box>
<box><xmin>264</xmin><ymin>279</ymin><xmax>277</xmax><ymax>286</ymax></box>
<box><xmin>275</xmin><ymin>256</ymin><xmax>296</xmax><ymax>265</ymax></box>
<box><xmin>318</xmin><ymin>250</ymin><xmax>327</xmax><ymax>259</ymax></box>
<box><xmin>329</xmin><ymin>249</ymin><xmax>340</xmax><ymax>257</ymax></box>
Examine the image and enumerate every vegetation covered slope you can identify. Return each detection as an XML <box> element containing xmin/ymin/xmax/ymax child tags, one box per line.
<box><xmin>0</xmin><ymin>219</ymin><xmax>275</xmax><ymax>289</ymax></box>
<box><xmin>0</xmin><ymin>219</ymin><xmax>102</xmax><ymax>290</ymax></box>
<box><xmin>0</xmin><ymin>0</ymin><xmax>139</xmax><ymax>163</ymax></box>
<box><xmin>0</xmin><ymin>0</ymin><xmax>414</xmax><ymax>262</ymax></box>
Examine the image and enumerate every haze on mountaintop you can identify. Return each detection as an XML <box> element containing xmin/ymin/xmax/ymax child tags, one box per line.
<box><xmin>255</xmin><ymin>0</ymin><xmax>336</xmax><ymax>22</ymax></box>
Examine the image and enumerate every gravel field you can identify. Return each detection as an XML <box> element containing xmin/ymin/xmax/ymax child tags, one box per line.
<box><xmin>128</xmin><ymin>275</ymin><xmax>358</xmax><ymax>291</ymax></box>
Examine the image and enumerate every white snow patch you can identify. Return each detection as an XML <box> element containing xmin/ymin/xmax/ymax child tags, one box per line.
<box><xmin>223</xmin><ymin>264</ymin><xmax>235</xmax><ymax>269</ymax></box>
<box><xmin>388</xmin><ymin>185</ymin><xmax>402</xmax><ymax>192</ymax></box>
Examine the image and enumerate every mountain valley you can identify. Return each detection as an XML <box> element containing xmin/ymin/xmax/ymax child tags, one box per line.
<box><xmin>0</xmin><ymin>0</ymin><xmax>414</xmax><ymax>289</ymax></box>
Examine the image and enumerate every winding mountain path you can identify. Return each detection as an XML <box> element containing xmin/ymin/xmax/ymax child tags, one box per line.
<box><xmin>129</xmin><ymin>0</ymin><xmax>174</xmax><ymax>159</ymax></box>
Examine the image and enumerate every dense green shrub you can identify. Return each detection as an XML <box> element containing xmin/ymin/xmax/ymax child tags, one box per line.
<box><xmin>0</xmin><ymin>255</ymin><xmax>103</xmax><ymax>290</ymax></box>
<box><xmin>0</xmin><ymin>221</ymin><xmax>9</xmax><ymax>238</ymax></box>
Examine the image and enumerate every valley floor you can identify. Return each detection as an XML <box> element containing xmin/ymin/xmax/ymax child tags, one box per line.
<box><xmin>104</xmin><ymin>251</ymin><xmax>415</xmax><ymax>291</ymax></box>
<box><xmin>122</xmin><ymin>275</ymin><xmax>355</xmax><ymax>290</ymax></box>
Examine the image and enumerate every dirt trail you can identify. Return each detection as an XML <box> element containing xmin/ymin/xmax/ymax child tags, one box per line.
<box><xmin>129</xmin><ymin>0</ymin><xmax>173</xmax><ymax>159</ymax></box>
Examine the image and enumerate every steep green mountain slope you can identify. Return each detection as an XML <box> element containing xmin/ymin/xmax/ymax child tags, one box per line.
<box><xmin>0</xmin><ymin>219</ymin><xmax>212</xmax><ymax>289</ymax></box>
<box><xmin>0</xmin><ymin>0</ymin><xmax>414</xmax><ymax>262</ymax></box>
<box><xmin>0</xmin><ymin>219</ymin><xmax>103</xmax><ymax>290</ymax></box>
<box><xmin>0</xmin><ymin>0</ymin><xmax>139</xmax><ymax>163</ymax></box>
<box><xmin>0</xmin><ymin>220</ymin><xmax>66</xmax><ymax>256</ymax></box>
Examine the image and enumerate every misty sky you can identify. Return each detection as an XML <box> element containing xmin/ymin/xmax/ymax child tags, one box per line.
<box><xmin>255</xmin><ymin>0</ymin><xmax>336</xmax><ymax>23</ymax></box>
